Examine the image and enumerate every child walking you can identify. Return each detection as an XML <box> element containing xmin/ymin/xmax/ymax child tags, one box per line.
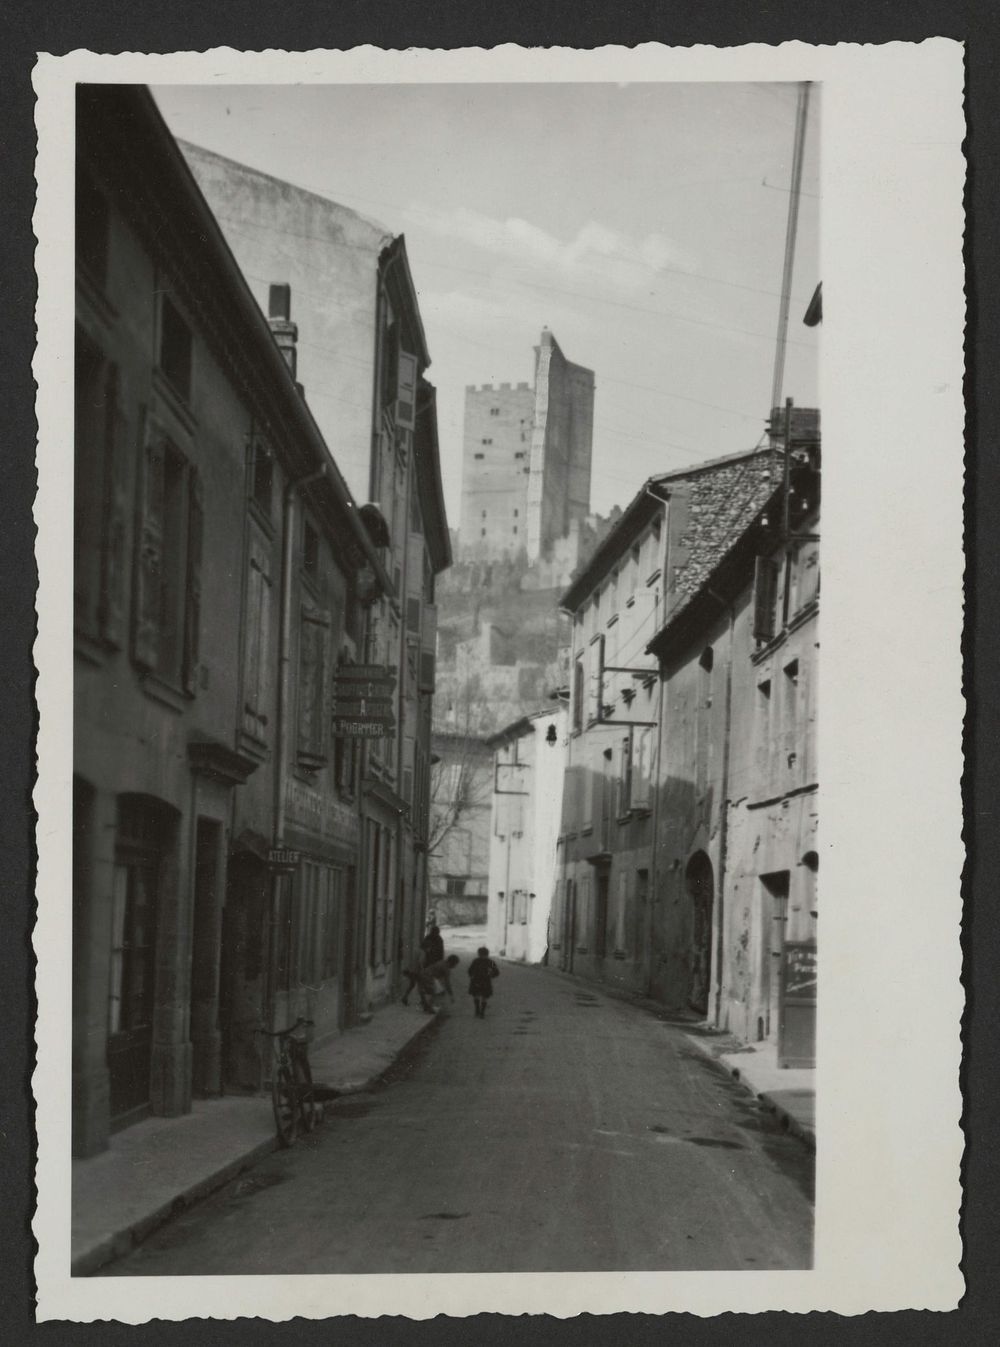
<box><xmin>468</xmin><ymin>946</ymin><xmax>500</xmax><ymax>1018</ymax></box>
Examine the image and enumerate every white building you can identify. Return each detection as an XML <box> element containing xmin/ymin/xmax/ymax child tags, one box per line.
<box><xmin>486</xmin><ymin>706</ymin><xmax>568</xmax><ymax>963</ymax></box>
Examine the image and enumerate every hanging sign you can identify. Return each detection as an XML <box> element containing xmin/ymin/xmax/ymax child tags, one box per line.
<box><xmin>334</xmin><ymin>664</ymin><xmax>396</xmax><ymax>738</ymax></box>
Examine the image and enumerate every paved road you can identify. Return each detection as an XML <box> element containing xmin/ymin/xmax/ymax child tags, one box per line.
<box><xmin>110</xmin><ymin>962</ymin><xmax>813</xmax><ymax>1274</ymax></box>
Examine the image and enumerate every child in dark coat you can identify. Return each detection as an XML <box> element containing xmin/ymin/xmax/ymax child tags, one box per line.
<box><xmin>468</xmin><ymin>947</ymin><xmax>500</xmax><ymax>1018</ymax></box>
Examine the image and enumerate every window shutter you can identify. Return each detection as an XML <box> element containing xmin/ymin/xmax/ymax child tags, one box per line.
<box><xmin>243</xmin><ymin>529</ymin><xmax>273</xmax><ymax>739</ymax></box>
<box><xmin>406</xmin><ymin>595</ymin><xmax>421</xmax><ymax>634</ymax></box>
<box><xmin>99</xmin><ymin>367</ymin><xmax>129</xmax><ymax>648</ymax></box>
<box><xmin>631</xmin><ymin>726</ymin><xmax>653</xmax><ymax>811</ymax></box>
<box><xmin>753</xmin><ymin>556</ymin><xmax>779</xmax><ymax>643</ymax></box>
<box><xmin>297</xmin><ymin>605</ymin><xmax>331</xmax><ymax>764</ymax></box>
<box><xmin>182</xmin><ymin>467</ymin><xmax>204</xmax><ymax>694</ymax></box>
<box><xmin>419</xmin><ymin>602</ymin><xmax>437</xmax><ymax>692</ymax></box>
<box><xmin>396</xmin><ymin>350</ymin><xmax>418</xmax><ymax>431</ymax></box>
<box><xmin>132</xmin><ymin>431</ymin><xmax>166</xmax><ymax>671</ymax></box>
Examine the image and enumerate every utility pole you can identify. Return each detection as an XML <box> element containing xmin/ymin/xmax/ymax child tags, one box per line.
<box><xmin>770</xmin><ymin>81</ymin><xmax>811</xmax><ymax>417</ymax></box>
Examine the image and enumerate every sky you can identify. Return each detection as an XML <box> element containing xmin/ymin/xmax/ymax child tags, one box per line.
<box><xmin>151</xmin><ymin>81</ymin><xmax>819</xmax><ymax>524</ymax></box>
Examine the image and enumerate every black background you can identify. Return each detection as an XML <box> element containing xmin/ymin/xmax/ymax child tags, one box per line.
<box><xmin>2</xmin><ymin>2</ymin><xmax>995</xmax><ymax>1341</ymax></box>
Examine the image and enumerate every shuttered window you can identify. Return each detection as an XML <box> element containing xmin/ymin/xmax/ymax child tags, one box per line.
<box><xmin>132</xmin><ymin>427</ymin><xmax>202</xmax><ymax>690</ymax></box>
<box><xmin>753</xmin><ymin>555</ymin><xmax>780</xmax><ymax>643</ymax></box>
<box><xmin>242</xmin><ymin>524</ymin><xmax>273</xmax><ymax>742</ymax></box>
<box><xmin>296</xmin><ymin>605</ymin><xmax>331</xmax><ymax>766</ymax></box>
<box><xmin>75</xmin><ymin>331</ymin><xmax>129</xmax><ymax>647</ymax></box>
<box><xmin>396</xmin><ymin>349</ymin><xmax>418</xmax><ymax>431</ymax></box>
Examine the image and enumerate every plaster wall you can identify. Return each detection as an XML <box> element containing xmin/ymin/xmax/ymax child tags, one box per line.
<box><xmin>179</xmin><ymin>141</ymin><xmax>388</xmax><ymax>503</ymax></box>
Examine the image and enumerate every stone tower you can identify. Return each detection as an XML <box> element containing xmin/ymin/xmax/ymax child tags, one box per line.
<box><xmin>458</xmin><ymin>329</ymin><xmax>594</xmax><ymax>563</ymax></box>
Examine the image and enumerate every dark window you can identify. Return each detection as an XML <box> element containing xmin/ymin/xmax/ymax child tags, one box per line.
<box><xmin>381</xmin><ymin>319</ymin><xmax>399</xmax><ymax>408</ymax></box>
<box><xmin>514</xmin><ymin>451</ymin><xmax>526</xmax><ymax>460</ymax></box>
<box><xmin>76</xmin><ymin>167</ymin><xmax>109</xmax><ymax>289</ymax></box>
<box><xmin>159</xmin><ymin>296</ymin><xmax>192</xmax><ymax>403</ymax></box>
<box><xmin>512</xmin><ymin>526</ymin><xmax>518</xmax><ymax>535</ymax></box>
<box><xmin>513</xmin><ymin>509</ymin><xmax>519</xmax><ymax>518</ymax></box>
<box><xmin>302</xmin><ymin>519</ymin><xmax>320</xmax><ymax>581</ymax></box>
<box><xmin>482</xmin><ymin>438</ymin><xmax>493</xmax><ymax>446</ymax></box>
<box><xmin>573</xmin><ymin>655</ymin><xmax>585</xmax><ymax>732</ymax></box>
<box><xmin>251</xmin><ymin>440</ymin><xmax>273</xmax><ymax>518</ymax></box>
<box><xmin>489</xmin><ymin>408</ymin><xmax>500</xmax><ymax>417</ymax></box>
<box><xmin>474</xmin><ymin>452</ymin><xmax>485</xmax><ymax>461</ymax></box>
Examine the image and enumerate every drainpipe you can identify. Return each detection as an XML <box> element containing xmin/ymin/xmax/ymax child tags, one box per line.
<box><xmin>267</xmin><ymin>464</ymin><xmax>326</xmax><ymax>1031</ymax></box>
<box><xmin>707</xmin><ymin>586</ymin><xmax>736</xmax><ymax>1029</ymax></box>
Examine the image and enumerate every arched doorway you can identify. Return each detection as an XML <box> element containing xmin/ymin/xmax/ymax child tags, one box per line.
<box><xmin>685</xmin><ymin>851</ymin><xmax>714</xmax><ymax>1015</ymax></box>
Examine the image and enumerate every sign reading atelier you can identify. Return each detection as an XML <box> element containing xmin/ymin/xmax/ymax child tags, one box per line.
<box><xmin>267</xmin><ymin>848</ymin><xmax>301</xmax><ymax>871</ymax></box>
<box><xmin>334</xmin><ymin>663</ymin><xmax>396</xmax><ymax>738</ymax></box>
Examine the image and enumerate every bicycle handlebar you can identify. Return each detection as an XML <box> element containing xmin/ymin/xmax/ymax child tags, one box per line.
<box><xmin>256</xmin><ymin>1017</ymin><xmax>314</xmax><ymax>1039</ymax></box>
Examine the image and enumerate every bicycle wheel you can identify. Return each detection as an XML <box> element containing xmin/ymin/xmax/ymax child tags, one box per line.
<box><xmin>272</xmin><ymin>1063</ymin><xmax>299</xmax><ymax>1147</ymax></box>
<box><xmin>294</xmin><ymin>1054</ymin><xmax>320</xmax><ymax>1132</ymax></box>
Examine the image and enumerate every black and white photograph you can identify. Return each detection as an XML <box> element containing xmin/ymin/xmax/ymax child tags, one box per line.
<box><xmin>33</xmin><ymin>42</ymin><xmax>964</xmax><ymax>1321</ymax></box>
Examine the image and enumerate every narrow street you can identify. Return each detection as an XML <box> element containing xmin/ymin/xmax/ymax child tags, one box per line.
<box><xmin>109</xmin><ymin>956</ymin><xmax>813</xmax><ymax>1275</ymax></box>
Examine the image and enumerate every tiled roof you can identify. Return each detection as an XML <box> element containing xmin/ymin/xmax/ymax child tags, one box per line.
<box><xmin>666</xmin><ymin>449</ymin><xmax>783</xmax><ymax>617</ymax></box>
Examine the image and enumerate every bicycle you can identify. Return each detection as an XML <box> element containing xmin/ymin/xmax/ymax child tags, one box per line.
<box><xmin>258</xmin><ymin>1017</ymin><xmax>321</xmax><ymax>1147</ymax></box>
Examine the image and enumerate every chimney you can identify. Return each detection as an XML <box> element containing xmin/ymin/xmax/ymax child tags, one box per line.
<box><xmin>267</xmin><ymin>283</ymin><xmax>300</xmax><ymax>387</ymax></box>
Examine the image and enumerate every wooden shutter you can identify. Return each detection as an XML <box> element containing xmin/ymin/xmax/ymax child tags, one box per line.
<box><xmin>99</xmin><ymin>367</ymin><xmax>129</xmax><ymax>648</ymax></box>
<box><xmin>297</xmin><ymin>605</ymin><xmax>331</xmax><ymax>764</ymax></box>
<box><xmin>419</xmin><ymin>602</ymin><xmax>436</xmax><ymax>692</ymax></box>
<box><xmin>182</xmin><ymin>467</ymin><xmax>204</xmax><ymax>694</ymax></box>
<box><xmin>631</xmin><ymin>726</ymin><xmax>653</xmax><ymax>811</ymax></box>
<box><xmin>243</xmin><ymin>528</ymin><xmax>273</xmax><ymax>739</ymax></box>
<box><xmin>132</xmin><ymin>432</ymin><xmax>166</xmax><ymax>671</ymax></box>
<box><xmin>753</xmin><ymin>556</ymin><xmax>779</xmax><ymax>643</ymax></box>
<box><xmin>396</xmin><ymin>350</ymin><xmax>418</xmax><ymax>431</ymax></box>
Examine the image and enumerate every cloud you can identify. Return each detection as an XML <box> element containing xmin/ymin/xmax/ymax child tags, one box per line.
<box><xmin>404</xmin><ymin>204</ymin><xmax>695</xmax><ymax>293</ymax></box>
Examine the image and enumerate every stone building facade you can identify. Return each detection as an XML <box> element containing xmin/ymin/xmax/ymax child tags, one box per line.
<box><xmin>178</xmin><ymin>142</ymin><xmax>452</xmax><ymax>1018</ymax></box>
<box><xmin>550</xmin><ymin>448</ymin><xmax>787</xmax><ymax>1007</ymax></box>
<box><xmin>73</xmin><ymin>87</ymin><xmax>396</xmax><ymax>1155</ymax></box>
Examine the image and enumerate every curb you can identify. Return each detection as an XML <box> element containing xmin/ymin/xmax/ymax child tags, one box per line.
<box><xmin>71</xmin><ymin>1135</ymin><xmax>279</xmax><ymax>1277</ymax></box>
<box><xmin>682</xmin><ymin>1033</ymin><xmax>816</xmax><ymax>1152</ymax></box>
<box><xmin>72</xmin><ymin>1012</ymin><xmax>442</xmax><ymax>1276</ymax></box>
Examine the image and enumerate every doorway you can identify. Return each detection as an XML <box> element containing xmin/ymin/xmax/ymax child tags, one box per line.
<box><xmin>220</xmin><ymin>850</ymin><xmax>269</xmax><ymax>1090</ymax></box>
<box><xmin>565</xmin><ymin>878</ymin><xmax>576</xmax><ymax>973</ymax></box>
<box><xmin>108</xmin><ymin>796</ymin><xmax>171</xmax><ymax>1128</ymax></box>
<box><xmin>190</xmin><ymin>818</ymin><xmax>223</xmax><ymax>1096</ymax></box>
<box><xmin>685</xmin><ymin>851</ymin><xmax>714</xmax><ymax>1015</ymax></box>
<box><xmin>758</xmin><ymin>871</ymin><xmax>790</xmax><ymax>1042</ymax></box>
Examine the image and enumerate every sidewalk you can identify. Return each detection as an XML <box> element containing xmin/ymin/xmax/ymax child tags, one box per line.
<box><xmin>71</xmin><ymin>1003</ymin><xmax>440</xmax><ymax>1276</ymax></box>
<box><xmin>683</xmin><ymin>1033</ymin><xmax>815</xmax><ymax>1150</ymax></box>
